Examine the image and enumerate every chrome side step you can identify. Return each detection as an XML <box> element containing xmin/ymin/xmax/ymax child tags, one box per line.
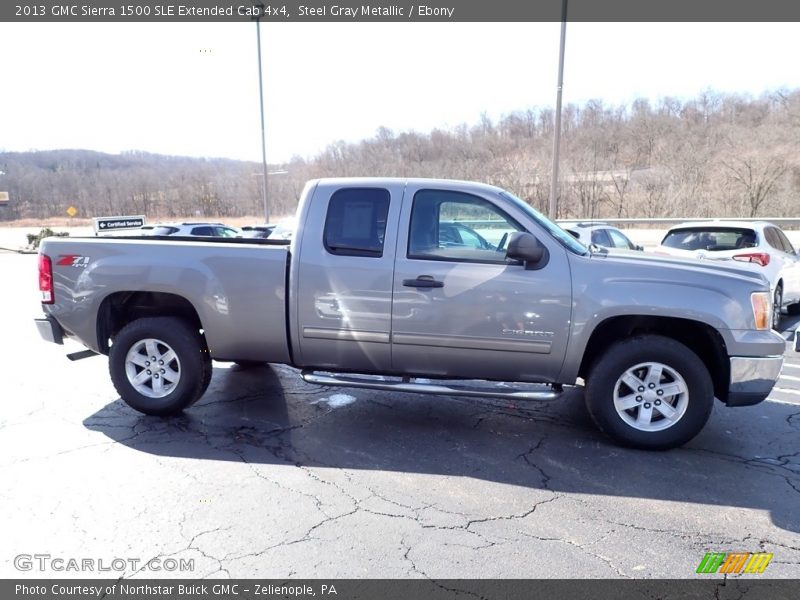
<box><xmin>301</xmin><ymin>370</ymin><xmax>563</xmax><ymax>401</ymax></box>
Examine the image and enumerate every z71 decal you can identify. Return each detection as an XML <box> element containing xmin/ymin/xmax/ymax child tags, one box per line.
<box><xmin>56</xmin><ymin>255</ymin><xmax>91</xmax><ymax>267</ymax></box>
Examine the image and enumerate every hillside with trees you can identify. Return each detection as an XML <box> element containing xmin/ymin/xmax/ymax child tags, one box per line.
<box><xmin>1</xmin><ymin>88</ymin><xmax>798</xmax><ymax>222</ymax></box>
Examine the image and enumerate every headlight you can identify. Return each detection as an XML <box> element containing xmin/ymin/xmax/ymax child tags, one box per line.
<box><xmin>751</xmin><ymin>292</ymin><xmax>771</xmax><ymax>330</ymax></box>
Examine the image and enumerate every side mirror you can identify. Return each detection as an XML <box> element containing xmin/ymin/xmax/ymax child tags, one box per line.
<box><xmin>506</xmin><ymin>232</ymin><xmax>548</xmax><ymax>270</ymax></box>
<box><xmin>635</xmin><ymin>244</ymin><xmax>644</xmax><ymax>251</ymax></box>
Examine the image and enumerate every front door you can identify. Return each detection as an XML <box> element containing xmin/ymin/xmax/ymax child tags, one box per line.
<box><xmin>390</xmin><ymin>183</ymin><xmax>572</xmax><ymax>383</ymax></box>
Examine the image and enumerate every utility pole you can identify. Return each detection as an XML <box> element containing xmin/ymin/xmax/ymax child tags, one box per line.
<box><xmin>254</xmin><ymin>3</ymin><xmax>270</xmax><ymax>223</ymax></box>
<box><xmin>549</xmin><ymin>0</ymin><xmax>568</xmax><ymax>219</ymax></box>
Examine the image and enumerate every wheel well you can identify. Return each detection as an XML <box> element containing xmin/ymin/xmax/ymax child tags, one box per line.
<box><xmin>96</xmin><ymin>291</ymin><xmax>203</xmax><ymax>354</ymax></box>
<box><xmin>578</xmin><ymin>316</ymin><xmax>730</xmax><ymax>402</ymax></box>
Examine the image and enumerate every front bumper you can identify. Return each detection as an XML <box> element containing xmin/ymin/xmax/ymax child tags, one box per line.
<box><xmin>726</xmin><ymin>355</ymin><xmax>784</xmax><ymax>406</ymax></box>
<box><xmin>35</xmin><ymin>315</ymin><xmax>64</xmax><ymax>345</ymax></box>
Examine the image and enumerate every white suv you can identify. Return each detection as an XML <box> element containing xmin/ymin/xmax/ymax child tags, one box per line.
<box><xmin>146</xmin><ymin>222</ymin><xmax>239</xmax><ymax>237</ymax></box>
<box><xmin>657</xmin><ymin>220</ymin><xmax>800</xmax><ymax>329</ymax></box>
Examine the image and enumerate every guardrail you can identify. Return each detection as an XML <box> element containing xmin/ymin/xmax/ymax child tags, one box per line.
<box><xmin>453</xmin><ymin>217</ymin><xmax>800</xmax><ymax>228</ymax></box>
<box><xmin>555</xmin><ymin>217</ymin><xmax>800</xmax><ymax>228</ymax></box>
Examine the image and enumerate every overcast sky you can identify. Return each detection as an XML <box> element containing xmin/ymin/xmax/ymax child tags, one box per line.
<box><xmin>1</xmin><ymin>22</ymin><xmax>798</xmax><ymax>163</ymax></box>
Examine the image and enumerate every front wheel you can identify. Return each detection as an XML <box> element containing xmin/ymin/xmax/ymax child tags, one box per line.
<box><xmin>585</xmin><ymin>335</ymin><xmax>714</xmax><ymax>450</ymax></box>
<box><xmin>109</xmin><ymin>317</ymin><xmax>210</xmax><ymax>416</ymax></box>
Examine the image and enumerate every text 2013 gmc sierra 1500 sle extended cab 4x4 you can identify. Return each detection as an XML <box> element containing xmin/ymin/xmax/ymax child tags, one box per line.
<box><xmin>35</xmin><ymin>178</ymin><xmax>786</xmax><ymax>449</ymax></box>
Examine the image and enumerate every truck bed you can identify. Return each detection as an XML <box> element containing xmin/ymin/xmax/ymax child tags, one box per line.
<box><xmin>40</xmin><ymin>236</ymin><xmax>291</xmax><ymax>363</ymax></box>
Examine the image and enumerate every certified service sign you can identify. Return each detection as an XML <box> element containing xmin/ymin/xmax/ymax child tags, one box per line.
<box><xmin>93</xmin><ymin>215</ymin><xmax>146</xmax><ymax>234</ymax></box>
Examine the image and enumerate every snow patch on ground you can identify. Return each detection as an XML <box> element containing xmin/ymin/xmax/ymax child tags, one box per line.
<box><xmin>312</xmin><ymin>394</ymin><xmax>357</xmax><ymax>408</ymax></box>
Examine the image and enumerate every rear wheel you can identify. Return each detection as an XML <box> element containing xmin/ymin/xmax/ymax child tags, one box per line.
<box><xmin>585</xmin><ymin>335</ymin><xmax>714</xmax><ymax>450</ymax></box>
<box><xmin>787</xmin><ymin>302</ymin><xmax>800</xmax><ymax>316</ymax></box>
<box><xmin>109</xmin><ymin>317</ymin><xmax>209</xmax><ymax>415</ymax></box>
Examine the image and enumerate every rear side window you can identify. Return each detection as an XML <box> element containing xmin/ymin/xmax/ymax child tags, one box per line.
<box><xmin>323</xmin><ymin>188</ymin><xmax>390</xmax><ymax>257</ymax></box>
<box><xmin>767</xmin><ymin>226</ymin><xmax>795</xmax><ymax>254</ymax></box>
<box><xmin>775</xmin><ymin>228</ymin><xmax>796</xmax><ymax>254</ymax></box>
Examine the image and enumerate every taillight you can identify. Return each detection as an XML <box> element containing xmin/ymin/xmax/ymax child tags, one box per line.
<box><xmin>733</xmin><ymin>252</ymin><xmax>770</xmax><ymax>267</ymax></box>
<box><xmin>751</xmin><ymin>292</ymin><xmax>771</xmax><ymax>330</ymax></box>
<box><xmin>39</xmin><ymin>254</ymin><xmax>54</xmax><ymax>304</ymax></box>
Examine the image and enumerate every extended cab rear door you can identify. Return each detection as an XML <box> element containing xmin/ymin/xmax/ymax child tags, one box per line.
<box><xmin>390</xmin><ymin>181</ymin><xmax>572</xmax><ymax>382</ymax></box>
<box><xmin>292</xmin><ymin>180</ymin><xmax>404</xmax><ymax>372</ymax></box>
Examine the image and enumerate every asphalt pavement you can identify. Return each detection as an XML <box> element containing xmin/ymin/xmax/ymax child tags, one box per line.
<box><xmin>1</xmin><ymin>252</ymin><xmax>799</xmax><ymax>579</ymax></box>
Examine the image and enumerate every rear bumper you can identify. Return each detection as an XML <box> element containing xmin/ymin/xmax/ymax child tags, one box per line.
<box><xmin>726</xmin><ymin>355</ymin><xmax>783</xmax><ymax>406</ymax></box>
<box><xmin>35</xmin><ymin>316</ymin><xmax>64</xmax><ymax>345</ymax></box>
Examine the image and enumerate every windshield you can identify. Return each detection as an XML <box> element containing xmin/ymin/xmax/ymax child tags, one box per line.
<box><xmin>499</xmin><ymin>191</ymin><xmax>588</xmax><ymax>255</ymax></box>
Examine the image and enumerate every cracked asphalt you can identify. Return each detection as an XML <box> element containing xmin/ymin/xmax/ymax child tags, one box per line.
<box><xmin>2</xmin><ymin>252</ymin><xmax>799</xmax><ymax>579</ymax></box>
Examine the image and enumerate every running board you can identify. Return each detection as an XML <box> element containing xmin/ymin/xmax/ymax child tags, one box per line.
<box><xmin>67</xmin><ymin>349</ymin><xmax>99</xmax><ymax>361</ymax></box>
<box><xmin>301</xmin><ymin>370</ymin><xmax>563</xmax><ymax>401</ymax></box>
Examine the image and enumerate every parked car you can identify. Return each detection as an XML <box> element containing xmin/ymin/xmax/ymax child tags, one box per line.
<box><xmin>35</xmin><ymin>178</ymin><xmax>785</xmax><ymax>450</ymax></box>
<box><xmin>656</xmin><ymin>221</ymin><xmax>800</xmax><ymax>329</ymax></box>
<box><xmin>268</xmin><ymin>222</ymin><xmax>295</xmax><ymax>240</ymax></box>
<box><xmin>239</xmin><ymin>225</ymin><xmax>276</xmax><ymax>239</ymax></box>
<box><xmin>147</xmin><ymin>222</ymin><xmax>239</xmax><ymax>238</ymax></box>
<box><xmin>438</xmin><ymin>221</ymin><xmax>497</xmax><ymax>250</ymax></box>
<box><xmin>560</xmin><ymin>222</ymin><xmax>643</xmax><ymax>251</ymax></box>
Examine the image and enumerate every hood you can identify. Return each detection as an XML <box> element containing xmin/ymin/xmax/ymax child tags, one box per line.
<box><xmin>590</xmin><ymin>248</ymin><xmax>770</xmax><ymax>290</ymax></box>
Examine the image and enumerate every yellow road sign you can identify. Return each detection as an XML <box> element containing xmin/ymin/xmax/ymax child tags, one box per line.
<box><xmin>67</xmin><ymin>206</ymin><xmax>78</xmax><ymax>217</ymax></box>
<box><xmin>0</xmin><ymin>191</ymin><xmax>9</xmax><ymax>203</ymax></box>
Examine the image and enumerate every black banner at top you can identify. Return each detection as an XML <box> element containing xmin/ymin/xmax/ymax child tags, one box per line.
<box><xmin>3</xmin><ymin>0</ymin><xmax>800</xmax><ymax>22</ymax></box>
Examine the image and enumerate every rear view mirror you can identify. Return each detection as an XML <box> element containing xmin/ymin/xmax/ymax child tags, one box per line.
<box><xmin>506</xmin><ymin>232</ymin><xmax>548</xmax><ymax>270</ymax></box>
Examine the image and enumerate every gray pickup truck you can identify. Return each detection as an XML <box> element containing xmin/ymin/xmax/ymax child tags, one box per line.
<box><xmin>35</xmin><ymin>178</ymin><xmax>786</xmax><ymax>449</ymax></box>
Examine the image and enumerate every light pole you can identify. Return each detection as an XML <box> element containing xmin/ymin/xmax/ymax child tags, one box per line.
<box><xmin>254</xmin><ymin>3</ymin><xmax>270</xmax><ymax>224</ymax></box>
<box><xmin>549</xmin><ymin>0</ymin><xmax>567</xmax><ymax>219</ymax></box>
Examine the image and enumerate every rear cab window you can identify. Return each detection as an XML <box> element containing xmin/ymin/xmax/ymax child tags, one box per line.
<box><xmin>323</xmin><ymin>188</ymin><xmax>390</xmax><ymax>257</ymax></box>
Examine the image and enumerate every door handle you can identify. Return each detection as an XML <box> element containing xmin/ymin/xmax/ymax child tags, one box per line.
<box><xmin>403</xmin><ymin>276</ymin><xmax>444</xmax><ymax>288</ymax></box>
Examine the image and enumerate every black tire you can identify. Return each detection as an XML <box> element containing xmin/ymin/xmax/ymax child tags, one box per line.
<box><xmin>773</xmin><ymin>284</ymin><xmax>783</xmax><ymax>330</ymax></box>
<box><xmin>585</xmin><ymin>335</ymin><xmax>714</xmax><ymax>450</ymax></box>
<box><xmin>198</xmin><ymin>349</ymin><xmax>213</xmax><ymax>398</ymax></box>
<box><xmin>787</xmin><ymin>302</ymin><xmax>800</xmax><ymax>316</ymax></box>
<box><xmin>109</xmin><ymin>317</ymin><xmax>209</xmax><ymax>416</ymax></box>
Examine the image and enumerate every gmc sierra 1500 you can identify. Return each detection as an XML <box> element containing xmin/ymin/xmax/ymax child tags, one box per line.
<box><xmin>35</xmin><ymin>178</ymin><xmax>785</xmax><ymax>449</ymax></box>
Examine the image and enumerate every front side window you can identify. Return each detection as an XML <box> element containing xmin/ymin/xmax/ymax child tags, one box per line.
<box><xmin>607</xmin><ymin>228</ymin><xmax>634</xmax><ymax>249</ymax></box>
<box><xmin>324</xmin><ymin>188</ymin><xmax>390</xmax><ymax>257</ymax></box>
<box><xmin>408</xmin><ymin>190</ymin><xmax>521</xmax><ymax>263</ymax></box>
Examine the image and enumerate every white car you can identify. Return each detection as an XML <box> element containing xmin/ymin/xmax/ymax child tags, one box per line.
<box><xmin>145</xmin><ymin>222</ymin><xmax>239</xmax><ymax>238</ymax></box>
<box><xmin>657</xmin><ymin>221</ymin><xmax>800</xmax><ymax>329</ymax></box>
<box><xmin>560</xmin><ymin>222</ymin><xmax>643</xmax><ymax>251</ymax></box>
